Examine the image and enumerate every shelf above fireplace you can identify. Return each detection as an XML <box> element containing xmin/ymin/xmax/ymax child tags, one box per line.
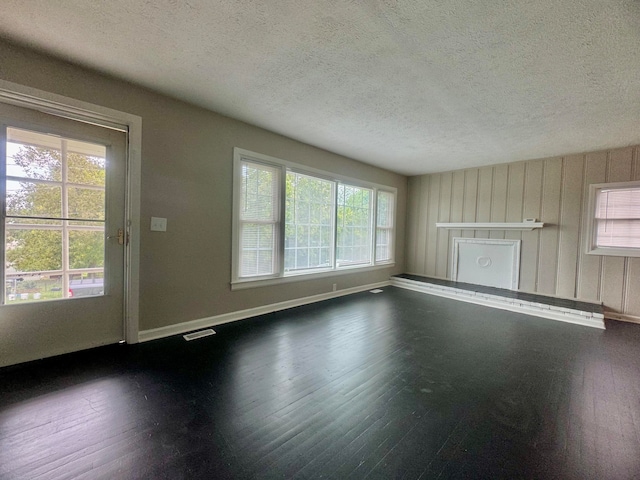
<box><xmin>435</xmin><ymin>222</ymin><xmax>544</xmax><ymax>231</ymax></box>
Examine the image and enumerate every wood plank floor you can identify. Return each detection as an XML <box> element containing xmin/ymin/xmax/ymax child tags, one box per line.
<box><xmin>1</xmin><ymin>286</ymin><xmax>640</xmax><ymax>479</ymax></box>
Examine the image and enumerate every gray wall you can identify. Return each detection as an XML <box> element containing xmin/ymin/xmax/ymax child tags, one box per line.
<box><xmin>406</xmin><ymin>145</ymin><xmax>640</xmax><ymax>318</ymax></box>
<box><xmin>0</xmin><ymin>41</ymin><xmax>407</xmax><ymax>331</ymax></box>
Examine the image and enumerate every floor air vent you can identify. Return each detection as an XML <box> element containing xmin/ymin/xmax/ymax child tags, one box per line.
<box><xmin>183</xmin><ymin>329</ymin><xmax>216</xmax><ymax>341</ymax></box>
<box><xmin>370</xmin><ymin>289</ymin><xmax>383</xmax><ymax>294</ymax></box>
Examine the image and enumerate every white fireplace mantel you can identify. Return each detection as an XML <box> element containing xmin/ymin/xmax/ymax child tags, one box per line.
<box><xmin>436</xmin><ymin>222</ymin><xmax>544</xmax><ymax>231</ymax></box>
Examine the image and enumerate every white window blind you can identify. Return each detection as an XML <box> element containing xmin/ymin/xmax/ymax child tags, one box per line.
<box><xmin>238</xmin><ymin>160</ymin><xmax>280</xmax><ymax>277</ymax></box>
<box><xmin>285</xmin><ymin>171</ymin><xmax>334</xmax><ymax>272</ymax></box>
<box><xmin>595</xmin><ymin>187</ymin><xmax>640</xmax><ymax>249</ymax></box>
<box><xmin>375</xmin><ymin>190</ymin><xmax>394</xmax><ymax>262</ymax></box>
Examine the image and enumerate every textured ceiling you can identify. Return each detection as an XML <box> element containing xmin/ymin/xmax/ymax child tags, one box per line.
<box><xmin>0</xmin><ymin>1</ymin><xmax>639</xmax><ymax>175</ymax></box>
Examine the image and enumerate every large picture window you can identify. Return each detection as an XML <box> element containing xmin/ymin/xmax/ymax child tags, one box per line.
<box><xmin>232</xmin><ymin>149</ymin><xmax>396</xmax><ymax>286</ymax></box>
<box><xmin>586</xmin><ymin>180</ymin><xmax>640</xmax><ymax>257</ymax></box>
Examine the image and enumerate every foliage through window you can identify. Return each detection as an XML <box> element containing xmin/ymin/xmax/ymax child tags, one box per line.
<box><xmin>285</xmin><ymin>172</ymin><xmax>334</xmax><ymax>272</ymax></box>
<box><xmin>233</xmin><ymin>149</ymin><xmax>396</xmax><ymax>284</ymax></box>
<box><xmin>4</xmin><ymin>127</ymin><xmax>106</xmax><ymax>303</ymax></box>
<box><xmin>336</xmin><ymin>185</ymin><xmax>372</xmax><ymax>267</ymax></box>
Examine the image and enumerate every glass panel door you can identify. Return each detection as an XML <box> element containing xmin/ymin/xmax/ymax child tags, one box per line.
<box><xmin>0</xmin><ymin>102</ymin><xmax>127</xmax><ymax>367</ymax></box>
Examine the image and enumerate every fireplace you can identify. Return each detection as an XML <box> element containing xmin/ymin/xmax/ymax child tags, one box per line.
<box><xmin>451</xmin><ymin>238</ymin><xmax>521</xmax><ymax>290</ymax></box>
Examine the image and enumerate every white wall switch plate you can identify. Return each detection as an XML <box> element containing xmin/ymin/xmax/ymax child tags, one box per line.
<box><xmin>150</xmin><ymin>217</ymin><xmax>167</xmax><ymax>232</ymax></box>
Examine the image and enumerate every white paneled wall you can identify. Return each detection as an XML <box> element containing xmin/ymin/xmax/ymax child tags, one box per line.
<box><xmin>406</xmin><ymin>145</ymin><xmax>640</xmax><ymax>318</ymax></box>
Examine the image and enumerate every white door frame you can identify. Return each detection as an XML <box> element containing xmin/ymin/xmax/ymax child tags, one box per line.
<box><xmin>0</xmin><ymin>79</ymin><xmax>141</xmax><ymax>343</ymax></box>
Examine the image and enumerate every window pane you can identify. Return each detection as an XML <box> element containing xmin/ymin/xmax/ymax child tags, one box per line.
<box><xmin>68</xmin><ymin>272</ymin><xmax>104</xmax><ymax>298</ymax></box>
<box><xmin>376</xmin><ymin>191</ymin><xmax>394</xmax><ymax>262</ymax></box>
<box><xmin>69</xmin><ymin>230</ymin><xmax>105</xmax><ymax>269</ymax></box>
<box><xmin>68</xmin><ymin>187</ymin><xmax>105</xmax><ymax>220</ymax></box>
<box><xmin>240</xmin><ymin>223</ymin><xmax>275</xmax><ymax>277</ymax></box>
<box><xmin>240</xmin><ymin>162</ymin><xmax>278</xmax><ymax>221</ymax></box>
<box><xmin>67</xmin><ymin>151</ymin><xmax>106</xmax><ymax>187</ymax></box>
<box><xmin>5</xmin><ymin>274</ymin><xmax>63</xmax><ymax>304</ymax></box>
<box><xmin>376</xmin><ymin>228</ymin><xmax>391</xmax><ymax>262</ymax></box>
<box><xmin>6</xmin><ymin>128</ymin><xmax>62</xmax><ymax>181</ymax></box>
<box><xmin>596</xmin><ymin>219</ymin><xmax>640</xmax><ymax>248</ymax></box>
<box><xmin>337</xmin><ymin>184</ymin><xmax>372</xmax><ymax>267</ymax></box>
<box><xmin>596</xmin><ymin>188</ymin><xmax>640</xmax><ymax>220</ymax></box>
<box><xmin>6</xmin><ymin>180</ymin><xmax>62</xmax><ymax>218</ymax></box>
<box><xmin>5</xmin><ymin>228</ymin><xmax>62</xmax><ymax>272</ymax></box>
<box><xmin>285</xmin><ymin>172</ymin><xmax>334</xmax><ymax>272</ymax></box>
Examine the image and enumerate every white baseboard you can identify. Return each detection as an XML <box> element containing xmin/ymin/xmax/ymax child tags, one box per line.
<box><xmin>604</xmin><ymin>311</ymin><xmax>640</xmax><ymax>324</ymax></box>
<box><xmin>138</xmin><ymin>281</ymin><xmax>391</xmax><ymax>343</ymax></box>
<box><xmin>391</xmin><ymin>277</ymin><xmax>605</xmax><ymax>330</ymax></box>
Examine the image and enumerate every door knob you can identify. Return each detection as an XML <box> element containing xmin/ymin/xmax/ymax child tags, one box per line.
<box><xmin>107</xmin><ymin>228</ymin><xmax>125</xmax><ymax>245</ymax></box>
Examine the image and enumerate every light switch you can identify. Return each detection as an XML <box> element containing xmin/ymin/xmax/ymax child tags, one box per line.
<box><xmin>150</xmin><ymin>217</ymin><xmax>167</xmax><ymax>232</ymax></box>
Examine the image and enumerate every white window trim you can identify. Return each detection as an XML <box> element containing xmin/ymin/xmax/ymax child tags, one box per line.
<box><xmin>231</xmin><ymin>148</ymin><xmax>396</xmax><ymax>288</ymax></box>
<box><xmin>585</xmin><ymin>180</ymin><xmax>640</xmax><ymax>258</ymax></box>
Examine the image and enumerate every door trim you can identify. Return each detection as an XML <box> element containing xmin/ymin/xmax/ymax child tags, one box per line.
<box><xmin>0</xmin><ymin>79</ymin><xmax>141</xmax><ymax>344</ymax></box>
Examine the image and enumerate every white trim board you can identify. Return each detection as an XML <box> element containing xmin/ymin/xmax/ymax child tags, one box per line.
<box><xmin>391</xmin><ymin>277</ymin><xmax>605</xmax><ymax>330</ymax></box>
<box><xmin>604</xmin><ymin>311</ymin><xmax>640</xmax><ymax>325</ymax></box>
<box><xmin>138</xmin><ymin>281</ymin><xmax>391</xmax><ymax>342</ymax></box>
<box><xmin>436</xmin><ymin>222</ymin><xmax>544</xmax><ymax>230</ymax></box>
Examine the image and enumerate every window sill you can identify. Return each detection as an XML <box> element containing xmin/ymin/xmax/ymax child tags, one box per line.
<box><xmin>586</xmin><ymin>247</ymin><xmax>640</xmax><ymax>258</ymax></box>
<box><xmin>231</xmin><ymin>263</ymin><xmax>395</xmax><ymax>290</ymax></box>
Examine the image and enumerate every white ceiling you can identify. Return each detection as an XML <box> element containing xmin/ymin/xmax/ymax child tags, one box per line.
<box><xmin>1</xmin><ymin>1</ymin><xmax>639</xmax><ymax>175</ymax></box>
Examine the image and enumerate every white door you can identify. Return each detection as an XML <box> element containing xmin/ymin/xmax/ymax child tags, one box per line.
<box><xmin>0</xmin><ymin>102</ymin><xmax>127</xmax><ymax>367</ymax></box>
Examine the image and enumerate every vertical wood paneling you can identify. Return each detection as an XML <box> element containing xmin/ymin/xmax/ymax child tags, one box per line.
<box><xmin>405</xmin><ymin>176</ymin><xmax>420</xmax><ymax>272</ymax></box>
<box><xmin>504</xmin><ymin>163</ymin><xmax>525</xmax><ymax>243</ymax></box>
<box><xmin>436</xmin><ymin>173</ymin><xmax>452</xmax><ymax>277</ymax></box>
<box><xmin>601</xmin><ymin>148</ymin><xmax>633</xmax><ymax>312</ymax></box>
<box><xmin>537</xmin><ymin>157</ymin><xmax>562</xmax><ymax>295</ymax></box>
<box><xmin>489</xmin><ymin>164</ymin><xmax>508</xmax><ymax>240</ymax></box>
<box><xmin>625</xmin><ymin>147</ymin><xmax>640</xmax><ymax>315</ymax></box>
<box><xmin>462</xmin><ymin>169</ymin><xmax>478</xmax><ymax>238</ymax></box>
<box><xmin>577</xmin><ymin>152</ymin><xmax>607</xmax><ymax>302</ymax></box>
<box><xmin>448</xmin><ymin>170</ymin><xmax>466</xmax><ymax>278</ymax></box>
<box><xmin>475</xmin><ymin>167</ymin><xmax>493</xmax><ymax>239</ymax></box>
<box><xmin>520</xmin><ymin>161</ymin><xmax>544</xmax><ymax>292</ymax></box>
<box><xmin>415</xmin><ymin>175</ymin><xmax>429</xmax><ymax>274</ymax></box>
<box><xmin>405</xmin><ymin>144</ymin><xmax>640</xmax><ymax>318</ymax></box>
<box><xmin>425</xmin><ymin>174</ymin><xmax>440</xmax><ymax>276</ymax></box>
<box><xmin>556</xmin><ymin>155</ymin><xmax>584</xmax><ymax>299</ymax></box>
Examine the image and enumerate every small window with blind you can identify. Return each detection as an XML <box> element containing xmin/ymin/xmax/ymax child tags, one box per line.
<box><xmin>586</xmin><ymin>181</ymin><xmax>640</xmax><ymax>257</ymax></box>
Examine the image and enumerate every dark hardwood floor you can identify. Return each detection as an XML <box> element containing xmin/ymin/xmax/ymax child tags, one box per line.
<box><xmin>1</xmin><ymin>286</ymin><xmax>640</xmax><ymax>479</ymax></box>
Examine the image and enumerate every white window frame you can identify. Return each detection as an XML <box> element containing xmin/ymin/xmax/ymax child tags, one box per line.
<box><xmin>232</xmin><ymin>148</ymin><xmax>396</xmax><ymax>289</ymax></box>
<box><xmin>585</xmin><ymin>180</ymin><xmax>640</xmax><ymax>258</ymax></box>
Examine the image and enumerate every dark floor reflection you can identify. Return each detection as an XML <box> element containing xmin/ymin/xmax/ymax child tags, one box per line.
<box><xmin>1</xmin><ymin>287</ymin><xmax>640</xmax><ymax>479</ymax></box>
